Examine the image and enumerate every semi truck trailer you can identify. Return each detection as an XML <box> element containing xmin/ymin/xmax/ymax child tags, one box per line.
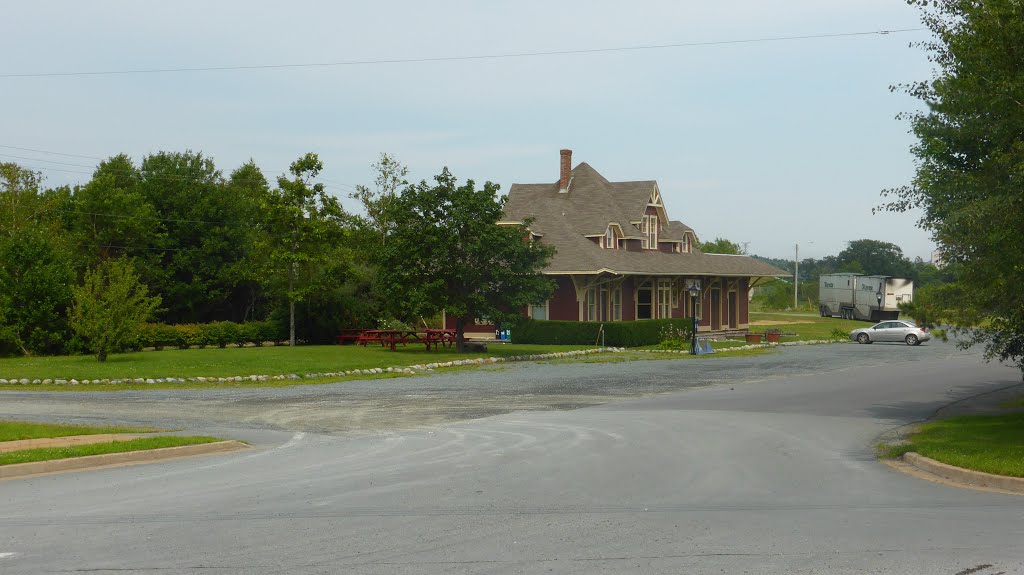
<box><xmin>818</xmin><ymin>273</ymin><xmax>913</xmax><ymax>321</ymax></box>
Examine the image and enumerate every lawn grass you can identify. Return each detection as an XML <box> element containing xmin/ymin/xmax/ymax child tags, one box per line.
<box><xmin>0</xmin><ymin>420</ymin><xmax>154</xmax><ymax>442</ymax></box>
<box><xmin>0</xmin><ymin>436</ymin><xmax>221</xmax><ymax>466</ymax></box>
<box><xmin>749</xmin><ymin>311</ymin><xmax>868</xmax><ymax>341</ymax></box>
<box><xmin>0</xmin><ymin>343</ymin><xmax>595</xmax><ymax>382</ymax></box>
<box><xmin>882</xmin><ymin>413</ymin><xmax>1024</xmax><ymax>478</ymax></box>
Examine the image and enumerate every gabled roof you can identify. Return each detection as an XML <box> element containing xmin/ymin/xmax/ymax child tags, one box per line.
<box><xmin>503</xmin><ymin>162</ymin><xmax>788</xmax><ymax>278</ymax></box>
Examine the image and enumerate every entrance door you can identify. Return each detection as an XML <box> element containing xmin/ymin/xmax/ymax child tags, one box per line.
<box><xmin>728</xmin><ymin>291</ymin><xmax>738</xmax><ymax>329</ymax></box>
<box><xmin>710</xmin><ymin>288</ymin><xmax>721</xmax><ymax>330</ymax></box>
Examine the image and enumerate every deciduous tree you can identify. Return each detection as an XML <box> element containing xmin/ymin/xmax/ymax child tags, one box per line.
<box><xmin>698</xmin><ymin>237</ymin><xmax>743</xmax><ymax>255</ymax></box>
<box><xmin>378</xmin><ymin>168</ymin><xmax>555</xmax><ymax>351</ymax></box>
<box><xmin>259</xmin><ymin>153</ymin><xmax>351</xmax><ymax>346</ymax></box>
<box><xmin>70</xmin><ymin>258</ymin><xmax>162</xmax><ymax>362</ymax></box>
<box><xmin>350</xmin><ymin>153</ymin><xmax>408</xmax><ymax>246</ymax></box>
<box><xmin>881</xmin><ymin>0</ymin><xmax>1024</xmax><ymax>370</ymax></box>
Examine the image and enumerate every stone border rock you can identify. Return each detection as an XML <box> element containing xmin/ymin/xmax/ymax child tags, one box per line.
<box><xmin>901</xmin><ymin>452</ymin><xmax>1024</xmax><ymax>495</ymax></box>
<box><xmin>0</xmin><ymin>348</ymin><xmax>624</xmax><ymax>387</ymax></box>
<box><xmin>0</xmin><ymin>440</ymin><xmax>249</xmax><ymax>480</ymax></box>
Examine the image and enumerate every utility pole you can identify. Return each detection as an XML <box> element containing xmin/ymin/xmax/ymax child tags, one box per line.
<box><xmin>794</xmin><ymin>243</ymin><xmax>799</xmax><ymax>309</ymax></box>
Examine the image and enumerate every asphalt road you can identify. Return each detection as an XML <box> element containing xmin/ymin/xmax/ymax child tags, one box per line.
<box><xmin>2</xmin><ymin>342</ymin><xmax>1024</xmax><ymax>574</ymax></box>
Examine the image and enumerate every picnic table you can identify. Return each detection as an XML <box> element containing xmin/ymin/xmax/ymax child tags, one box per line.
<box><xmin>421</xmin><ymin>329</ymin><xmax>457</xmax><ymax>351</ymax></box>
<box><xmin>356</xmin><ymin>329</ymin><xmax>457</xmax><ymax>352</ymax></box>
<box><xmin>336</xmin><ymin>329</ymin><xmax>366</xmax><ymax>345</ymax></box>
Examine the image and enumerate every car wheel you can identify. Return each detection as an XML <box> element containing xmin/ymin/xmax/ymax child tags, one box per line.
<box><xmin>905</xmin><ymin>334</ymin><xmax>919</xmax><ymax>346</ymax></box>
<box><xmin>857</xmin><ymin>333</ymin><xmax>870</xmax><ymax>344</ymax></box>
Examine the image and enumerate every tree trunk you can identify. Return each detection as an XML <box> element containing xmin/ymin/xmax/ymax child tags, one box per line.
<box><xmin>288</xmin><ymin>265</ymin><xmax>296</xmax><ymax>347</ymax></box>
<box><xmin>97</xmin><ymin>349</ymin><xmax>107</xmax><ymax>362</ymax></box>
<box><xmin>455</xmin><ymin>316</ymin><xmax>465</xmax><ymax>353</ymax></box>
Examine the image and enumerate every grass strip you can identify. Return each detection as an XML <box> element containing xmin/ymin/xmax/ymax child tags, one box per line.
<box><xmin>0</xmin><ymin>420</ymin><xmax>154</xmax><ymax>442</ymax></box>
<box><xmin>0</xmin><ymin>436</ymin><xmax>221</xmax><ymax>466</ymax></box>
<box><xmin>883</xmin><ymin>413</ymin><xmax>1024</xmax><ymax>478</ymax></box>
<box><xmin>0</xmin><ymin>344</ymin><xmax>593</xmax><ymax>381</ymax></box>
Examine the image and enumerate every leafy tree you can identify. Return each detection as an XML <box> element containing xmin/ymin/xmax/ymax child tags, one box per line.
<box><xmin>70</xmin><ymin>258</ymin><xmax>162</xmax><ymax>361</ymax></box>
<box><xmin>224</xmin><ymin>160</ymin><xmax>273</xmax><ymax>322</ymax></box>
<box><xmin>69</xmin><ymin>154</ymin><xmax>160</xmax><ymax>266</ymax></box>
<box><xmin>836</xmin><ymin>239</ymin><xmax>912</xmax><ymax>277</ymax></box>
<box><xmin>0</xmin><ymin>164</ymin><xmax>75</xmax><ymax>356</ymax></box>
<box><xmin>881</xmin><ymin>0</ymin><xmax>1024</xmax><ymax>370</ymax></box>
<box><xmin>0</xmin><ymin>163</ymin><xmax>50</xmax><ymax>236</ymax></box>
<box><xmin>698</xmin><ymin>237</ymin><xmax>743</xmax><ymax>255</ymax></box>
<box><xmin>378</xmin><ymin>168</ymin><xmax>555</xmax><ymax>351</ymax></box>
<box><xmin>136</xmin><ymin>151</ymin><xmax>254</xmax><ymax>323</ymax></box>
<box><xmin>350</xmin><ymin>153</ymin><xmax>409</xmax><ymax>246</ymax></box>
<box><xmin>0</xmin><ymin>227</ymin><xmax>76</xmax><ymax>356</ymax></box>
<box><xmin>259</xmin><ymin>153</ymin><xmax>351</xmax><ymax>346</ymax></box>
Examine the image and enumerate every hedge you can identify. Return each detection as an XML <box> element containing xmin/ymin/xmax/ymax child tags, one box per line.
<box><xmin>511</xmin><ymin>318</ymin><xmax>694</xmax><ymax>347</ymax></box>
<box><xmin>135</xmin><ymin>321</ymin><xmax>286</xmax><ymax>351</ymax></box>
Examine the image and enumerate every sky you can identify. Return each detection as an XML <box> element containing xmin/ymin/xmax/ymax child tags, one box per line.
<box><xmin>2</xmin><ymin>1</ymin><xmax>937</xmax><ymax>262</ymax></box>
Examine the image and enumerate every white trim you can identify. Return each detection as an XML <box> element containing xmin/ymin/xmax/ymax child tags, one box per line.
<box><xmin>528</xmin><ymin>300</ymin><xmax>550</xmax><ymax>321</ymax></box>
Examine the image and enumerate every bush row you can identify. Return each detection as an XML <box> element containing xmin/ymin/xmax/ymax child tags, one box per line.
<box><xmin>136</xmin><ymin>321</ymin><xmax>286</xmax><ymax>351</ymax></box>
<box><xmin>512</xmin><ymin>318</ymin><xmax>694</xmax><ymax>347</ymax></box>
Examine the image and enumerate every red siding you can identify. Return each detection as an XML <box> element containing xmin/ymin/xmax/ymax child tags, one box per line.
<box><xmin>621</xmin><ymin>277</ymin><xmax>635</xmax><ymax>321</ymax></box>
<box><xmin>738</xmin><ymin>278</ymin><xmax>749</xmax><ymax>325</ymax></box>
<box><xmin>624</xmin><ymin>239</ymin><xmax>641</xmax><ymax>252</ymax></box>
<box><xmin>548</xmin><ymin>276</ymin><xmax>579</xmax><ymax>320</ymax></box>
<box><xmin>444</xmin><ymin>315</ymin><xmax>496</xmax><ymax>334</ymax></box>
<box><xmin>699</xmin><ymin>282</ymin><xmax>711</xmax><ymax>328</ymax></box>
<box><xmin>657</xmin><ymin>242</ymin><xmax>673</xmax><ymax>254</ymax></box>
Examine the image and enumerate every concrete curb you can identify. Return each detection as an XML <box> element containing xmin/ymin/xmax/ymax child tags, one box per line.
<box><xmin>902</xmin><ymin>452</ymin><xmax>1024</xmax><ymax>494</ymax></box>
<box><xmin>0</xmin><ymin>440</ymin><xmax>249</xmax><ymax>480</ymax></box>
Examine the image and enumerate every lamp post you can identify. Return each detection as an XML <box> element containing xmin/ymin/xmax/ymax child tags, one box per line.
<box><xmin>687</xmin><ymin>279</ymin><xmax>701</xmax><ymax>355</ymax></box>
<box><xmin>876</xmin><ymin>285</ymin><xmax>883</xmax><ymax>322</ymax></box>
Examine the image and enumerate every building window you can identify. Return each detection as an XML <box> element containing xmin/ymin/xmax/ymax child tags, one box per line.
<box><xmin>657</xmin><ymin>279</ymin><xmax>672</xmax><ymax>319</ymax></box>
<box><xmin>611</xmin><ymin>287</ymin><xmax>622</xmax><ymax>321</ymax></box>
<box><xmin>530</xmin><ymin>301</ymin><xmax>548</xmax><ymax>320</ymax></box>
<box><xmin>603</xmin><ymin>226</ymin><xmax>617</xmax><ymax>250</ymax></box>
<box><xmin>645</xmin><ymin>215</ymin><xmax>658</xmax><ymax>249</ymax></box>
<box><xmin>586</xmin><ymin>287</ymin><xmax>598</xmax><ymax>321</ymax></box>
<box><xmin>636</xmin><ymin>284</ymin><xmax>653</xmax><ymax>320</ymax></box>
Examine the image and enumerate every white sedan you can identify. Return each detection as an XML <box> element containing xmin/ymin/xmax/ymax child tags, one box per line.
<box><xmin>850</xmin><ymin>320</ymin><xmax>931</xmax><ymax>346</ymax></box>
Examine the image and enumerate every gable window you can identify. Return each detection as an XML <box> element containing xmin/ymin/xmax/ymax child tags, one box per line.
<box><xmin>640</xmin><ymin>215</ymin><xmax>658</xmax><ymax>249</ymax></box>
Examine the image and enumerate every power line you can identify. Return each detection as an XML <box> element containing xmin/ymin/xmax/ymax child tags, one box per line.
<box><xmin>1</xmin><ymin>144</ymin><xmax>360</xmax><ymax>192</ymax></box>
<box><xmin>0</xmin><ymin>144</ymin><xmax>105</xmax><ymax>160</ymax></box>
<box><xmin>0</xmin><ymin>28</ymin><xmax>925</xmax><ymax>79</ymax></box>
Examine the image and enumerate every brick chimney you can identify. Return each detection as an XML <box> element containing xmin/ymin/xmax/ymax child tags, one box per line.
<box><xmin>558</xmin><ymin>149</ymin><xmax>572</xmax><ymax>193</ymax></box>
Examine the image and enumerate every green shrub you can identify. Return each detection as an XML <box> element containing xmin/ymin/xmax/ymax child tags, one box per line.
<box><xmin>254</xmin><ymin>320</ymin><xmax>285</xmax><ymax>346</ymax></box>
<box><xmin>513</xmin><ymin>318</ymin><xmax>694</xmax><ymax>347</ymax></box>
<box><xmin>830</xmin><ymin>327</ymin><xmax>849</xmax><ymax>341</ymax></box>
<box><xmin>205</xmin><ymin>321</ymin><xmax>235</xmax><ymax>348</ymax></box>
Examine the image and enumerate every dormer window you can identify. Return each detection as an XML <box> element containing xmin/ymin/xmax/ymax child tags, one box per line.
<box><xmin>640</xmin><ymin>215</ymin><xmax>658</xmax><ymax>249</ymax></box>
<box><xmin>603</xmin><ymin>226</ymin><xmax>618</xmax><ymax>249</ymax></box>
